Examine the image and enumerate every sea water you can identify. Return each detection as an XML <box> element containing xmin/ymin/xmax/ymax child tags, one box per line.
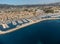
<box><xmin>0</xmin><ymin>19</ymin><xmax>60</xmax><ymax>44</ymax></box>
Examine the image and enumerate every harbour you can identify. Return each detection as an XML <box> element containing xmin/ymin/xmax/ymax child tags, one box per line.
<box><xmin>0</xmin><ymin>13</ymin><xmax>60</xmax><ymax>34</ymax></box>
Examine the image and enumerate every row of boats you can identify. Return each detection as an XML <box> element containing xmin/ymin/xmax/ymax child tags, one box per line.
<box><xmin>0</xmin><ymin>18</ymin><xmax>30</xmax><ymax>31</ymax></box>
<box><xmin>0</xmin><ymin>13</ymin><xmax>60</xmax><ymax>31</ymax></box>
<box><xmin>39</xmin><ymin>14</ymin><xmax>60</xmax><ymax>19</ymax></box>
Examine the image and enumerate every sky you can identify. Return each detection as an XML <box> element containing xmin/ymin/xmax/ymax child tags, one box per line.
<box><xmin>0</xmin><ymin>0</ymin><xmax>60</xmax><ymax>5</ymax></box>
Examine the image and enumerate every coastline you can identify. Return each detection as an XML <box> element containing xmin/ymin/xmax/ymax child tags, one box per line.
<box><xmin>0</xmin><ymin>18</ymin><xmax>60</xmax><ymax>34</ymax></box>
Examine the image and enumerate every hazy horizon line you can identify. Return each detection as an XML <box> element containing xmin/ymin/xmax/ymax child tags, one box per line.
<box><xmin>0</xmin><ymin>2</ymin><xmax>59</xmax><ymax>5</ymax></box>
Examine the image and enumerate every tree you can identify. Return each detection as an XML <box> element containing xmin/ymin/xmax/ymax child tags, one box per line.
<box><xmin>44</xmin><ymin>9</ymin><xmax>54</xmax><ymax>13</ymax></box>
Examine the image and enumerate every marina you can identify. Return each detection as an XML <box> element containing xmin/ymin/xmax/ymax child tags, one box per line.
<box><xmin>0</xmin><ymin>18</ymin><xmax>30</xmax><ymax>31</ymax></box>
<box><xmin>0</xmin><ymin>15</ymin><xmax>60</xmax><ymax>34</ymax></box>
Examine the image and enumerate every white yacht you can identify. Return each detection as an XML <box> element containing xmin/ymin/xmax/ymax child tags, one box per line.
<box><xmin>2</xmin><ymin>24</ymin><xmax>9</xmax><ymax>29</ymax></box>
<box><xmin>17</xmin><ymin>20</ymin><xmax>23</xmax><ymax>24</ymax></box>
<box><xmin>22</xmin><ymin>19</ymin><xmax>28</xmax><ymax>23</ymax></box>
<box><xmin>12</xmin><ymin>21</ymin><xmax>17</xmax><ymax>25</ymax></box>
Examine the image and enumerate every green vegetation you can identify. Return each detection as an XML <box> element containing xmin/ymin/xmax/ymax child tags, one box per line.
<box><xmin>43</xmin><ymin>9</ymin><xmax>54</xmax><ymax>13</ymax></box>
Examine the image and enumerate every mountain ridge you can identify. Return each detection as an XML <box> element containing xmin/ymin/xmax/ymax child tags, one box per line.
<box><xmin>0</xmin><ymin>2</ymin><xmax>60</xmax><ymax>8</ymax></box>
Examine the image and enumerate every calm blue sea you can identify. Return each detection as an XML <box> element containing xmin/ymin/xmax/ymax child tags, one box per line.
<box><xmin>0</xmin><ymin>19</ymin><xmax>60</xmax><ymax>44</ymax></box>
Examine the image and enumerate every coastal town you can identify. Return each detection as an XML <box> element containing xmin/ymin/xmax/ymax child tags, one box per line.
<box><xmin>0</xmin><ymin>5</ymin><xmax>60</xmax><ymax>34</ymax></box>
<box><xmin>1</xmin><ymin>0</ymin><xmax>60</xmax><ymax>44</ymax></box>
